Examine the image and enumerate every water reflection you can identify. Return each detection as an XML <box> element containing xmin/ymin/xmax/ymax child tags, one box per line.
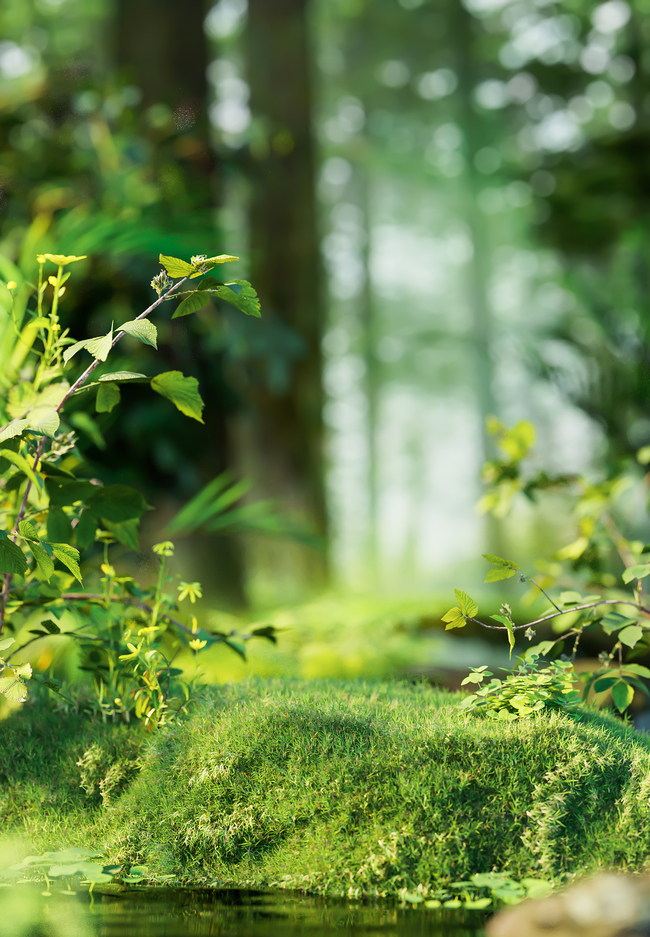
<box><xmin>0</xmin><ymin>885</ymin><xmax>488</xmax><ymax>937</ymax></box>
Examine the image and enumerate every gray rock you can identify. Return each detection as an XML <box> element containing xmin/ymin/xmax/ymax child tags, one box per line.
<box><xmin>486</xmin><ymin>873</ymin><xmax>650</xmax><ymax>937</ymax></box>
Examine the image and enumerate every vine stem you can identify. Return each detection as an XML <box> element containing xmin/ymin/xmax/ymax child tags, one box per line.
<box><xmin>465</xmin><ymin>597</ymin><xmax>650</xmax><ymax>633</ymax></box>
<box><xmin>0</xmin><ymin>275</ymin><xmax>189</xmax><ymax>634</ymax></box>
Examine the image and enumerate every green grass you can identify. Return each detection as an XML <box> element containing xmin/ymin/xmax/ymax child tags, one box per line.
<box><xmin>3</xmin><ymin>678</ymin><xmax>650</xmax><ymax>898</ymax></box>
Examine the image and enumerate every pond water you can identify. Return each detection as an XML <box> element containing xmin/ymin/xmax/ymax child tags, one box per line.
<box><xmin>1</xmin><ymin>886</ymin><xmax>490</xmax><ymax>937</ymax></box>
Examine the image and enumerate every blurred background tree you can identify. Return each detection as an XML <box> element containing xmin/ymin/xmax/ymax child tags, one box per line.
<box><xmin>1</xmin><ymin>0</ymin><xmax>648</xmax><ymax>612</ymax></box>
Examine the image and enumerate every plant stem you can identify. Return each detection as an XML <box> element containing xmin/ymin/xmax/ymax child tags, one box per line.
<box><xmin>0</xmin><ymin>276</ymin><xmax>188</xmax><ymax>634</ymax></box>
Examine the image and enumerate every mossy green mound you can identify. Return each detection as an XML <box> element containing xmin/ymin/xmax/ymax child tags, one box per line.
<box><xmin>3</xmin><ymin>678</ymin><xmax>650</xmax><ymax>897</ymax></box>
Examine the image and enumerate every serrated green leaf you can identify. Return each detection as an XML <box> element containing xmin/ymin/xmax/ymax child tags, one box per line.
<box><xmin>98</xmin><ymin>371</ymin><xmax>148</xmax><ymax>382</ymax></box>
<box><xmin>28</xmin><ymin>541</ymin><xmax>54</xmax><ymax>580</ymax></box>
<box><xmin>0</xmin><ymin>537</ymin><xmax>28</xmax><ymax>575</ymax></box>
<box><xmin>0</xmin><ymin>668</ymin><xmax>28</xmax><ymax>702</ymax></box>
<box><xmin>51</xmin><ymin>543</ymin><xmax>82</xmax><ymax>582</ymax></box>
<box><xmin>611</xmin><ymin>680</ymin><xmax>635</xmax><ymax>713</ymax></box>
<box><xmin>485</xmin><ymin>567</ymin><xmax>517</xmax><ymax>582</ymax></box>
<box><xmin>18</xmin><ymin>521</ymin><xmax>40</xmax><ymax>542</ymax></box>
<box><xmin>27</xmin><ymin>408</ymin><xmax>60</xmax><ymax>438</ymax></box>
<box><xmin>218</xmin><ymin>280</ymin><xmax>261</xmax><ymax>317</ymax></box>
<box><xmin>482</xmin><ymin>553</ymin><xmax>520</xmax><ymax>569</ymax></box>
<box><xmin>87</xmin><ymin>485</ymin><xmax>151</xmax><ymax>522</ymax></box>
<box><xmin>618</xmin><ymin>625</ymin><xmax>644</xmax><ymax>648</ymax></box>
<box><xmin>151</xmin><ymin>371</ymin><xmax>204</xmax><ymax>423</ymax></box>
<box><xmin>118</xmin><ymin>319</ymin><xmax>158</xmax><ymax>349</ymax></box>
<box><xmin>623</xmin><ymin>564</ymin><xmax>650</xmax><ymax>584</ymax></box>
<box><xmin>96</xmin><ymin>382</ymin><xmax>120</xmax><ymax>413</ymax></box>
<box><xmin>172</xmin><ymin>290</ymin><xmax>212</xmax><ymax>319</ymax></box>
<box><xmin>159</xmin><ymin>254</ymin><xmax>194</xmax><ymax>278</ymax></box>
<box><xmin>454</xmin><ymin>588</ymin><xmax>478</xmax><ymax>617</ymax></box>
<box><xmin>64</xmin><ymin>330</ymin><xmax>113</xmax><ymax>364</ymax></box>
<box><xmin>0</xmin><ymin>419</ymin><xmax>29</xmax><ymax>443</ymax></box>
<box><xmin>0</xmin><ymin>448</ymin><xmax>42</xmax><ymax>491</ymax></box>
<box><xmin>46</xmin><ymin>508</ymin><xmax>73</xmax><ymax>544</ymax></box>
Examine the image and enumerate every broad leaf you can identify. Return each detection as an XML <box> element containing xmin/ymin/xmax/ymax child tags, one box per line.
<box><xmin>454</xmin><ymin>588</ymin><xmax>478</xmax><ymax>618</ymax></box>
<box><xmin>0</xmin><ymin>668</ymin><xmax>28</xmax><ymax>702</ymax></box>
<box><xmin>87</xmin><ymin>485</ymin><xmax>151</xmax><ymax>522</ymax></box>
<box><xmin>482</xmin><ymin>553</ymin><xmax>520</xmax><ymax>569</ymax></box>
<box><xmin>217</xmin><ymin>280</ymin><xmax>261</xmax><ymax>317</ymax></box>
<box><xmin>485</xmin><ymin>567</ymin><xmax>517</xmax><ymax>582</ymax></box>
<box><xmin>51</xmin><ymin>543</ymin><xmax>82</xmax><ymax>582</ymax></box>
<box><xmin>118</xmin><ymin>319</ymin><xmax>158</xmax><ymax>349</ymax></box>
<box><xmin>0</xmin><ymin>537</ymin><xmax>28</xmax><ymax>575</ymax></box>
<box><xmin>600</xmin><ymin>611</ymin><xmax>640</xmax><ymax>635</ymax></box>
<box><xmin>46</xmin><ymin>508</ymin><xmax>73</xmax><ymax>544</ymax></box>
<box><xmin>98</xmin><ymin>371</ymin><xmax>148</xmax><ymax>382</ymax></box>
<box><xmin>623</xmin><ymin>564</ymin><xmax>650</xmax><ymax>584</ymax></box>
<box><xmin>622</xmin><ymin>663</ymin><xmax>650</xmax><ymax>679</ymax></box>
<box><xmin>28</xmin><ymin>541</ymin><xmax>55</xmax><ymax>580</ymax></box>
<box><xmin>18</xmin><ymin>521</ymin><xmax>40</xmax><ymax>542</ymax></box>
<box><xmin>45</xmin><ymin>478</ymin><xmax>97</xmax><ymax>507</ymax></box>
<box><xmin>96</xmin><ymin>383</ymin><xmax>120</xmax><ymax>413</ymax></box>
<box><xmin>27</xmin><ymin>408</ymin><xmax>60</xmax><ymax>438</ymax></box>
<box><xmin>64</xmin><ymin>329</ymin><xmax>113</xmax><ymax>364</ymax></box>
<box><xmin>442</xmin><ymin>607</ymin><xmax>466</xmax><ymax>630</ymax></box>
<box><xmin>103</xmin><ymin>519</ymin><xmax>140</xmax><ymax>551</ymax></box>
<box><xmin>0</xmin><ymin>419</ymin><xmax>29</xmax><ymax>442</ymax></box>
<box><xmin>172</xmin><ymin>290</ymin><xmax>212</xmax><ymax>319</ymax></box>
<box><xmin>618</xmin><ymin>625</ymin><xmax>644</xmax><ymax>648</ymax></box>
<box><xmin>151</xmin><ymin>371</ymin><xmax>204</xmax><ymax>423</ymax></box>
<box><xmin>611</xmin><ymin>680</ymin><xmax>635</xmax><ymax>713</ymax></box>
<box><xmin>0</xmin><ymin>448</ymin><xmax>41</xmax><ymax>491</ymax></box>
<box><xmin>159</xmin><ymin>254</ymin><xmax>194</xmax><ymax>278</ymax></box>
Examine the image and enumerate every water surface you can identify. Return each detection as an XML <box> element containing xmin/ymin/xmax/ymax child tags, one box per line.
<box><xmin>1</xmin><ymin>885</ymin><xmax>489</xmax><ymax>937</ymax></box>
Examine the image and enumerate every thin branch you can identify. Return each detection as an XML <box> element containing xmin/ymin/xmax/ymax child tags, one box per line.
<box><xmin>0</xmin><ymin>276</ymin><xmax>188</xmax><ymax>635</ymax></box>
<box><xmin>465</xmin><ymin>597</ymin><xmax>650</xmax><ymax>634</ymax></box>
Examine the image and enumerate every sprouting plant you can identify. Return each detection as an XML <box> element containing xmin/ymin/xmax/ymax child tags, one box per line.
<box><xmin>0</xmin><ymin>249</ymin><xmax>275</xmax><ymax>722</ymax></box>
<box><xmin>447</xmin><ymin>418</ymin><xmax>650</xmax><ymax>719</ymax></box>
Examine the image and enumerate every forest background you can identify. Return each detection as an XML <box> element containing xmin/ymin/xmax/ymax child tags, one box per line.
<box><xmin>1</xmin><ymin>0</ymin><xmax>648</xmax><ymax>685</ymax></box>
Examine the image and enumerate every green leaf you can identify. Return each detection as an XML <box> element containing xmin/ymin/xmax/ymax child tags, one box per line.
<box><xmin>482</xmin><ymin>554</ymin><xmax>520</xmax><ymax>569</ymax></box>
<box><xmin>96</xmin><ymin>382</ymin><xmax>120</xmax><ymax>413</ymax></box>
<box><xmin>611</xmin><ymin>680</ymin><xmax>635</xmax><ymax>713</ymax></box>
<box><xmin>485</xmin><ymin>567</ymin><xmax>518</xmax><ymax>582</ymax></box>
<box><xmin>0</xmin><ymin>668</ymin><xmax>28</xmax><ymax>702</ymax></box>
<box><xmin>600</xmin><ymin>612</ymin><xmax>640</xmax><ymax>635</ymax></box>
<box><xmin>0</xmin><ymin>637</ymin><xmax>15</xmax><ymax>652</ymax></box>
<box><xmin>28</xmin><ymin>541</ymin><xmax>55</xmax><ymax>580</ymax></box>
<box><xmin>622</xmin><ymin>564</ymin><xmax>650</xmax><ymax>584</ymax></box>
<box><xmin>559</xmin><ymin>591</ymin><xmax>584</xmax><ymax>606</ymax></box>
<box><xmin>103</xmin><ymin>519</ymin><xmax>139</xmax><ymax>551</ymax></box>
<box><xmin>594</xmin><ymin>676</ymin><xmax>618</xmax><ymax>693</ymax></box>
<box><xmin>172</xmin><ymin>290</ymin><xmax>212</xmax><ymax>319</ymax></box>
<box><xmin>46</xmin><ymin>508</ymin><xmax>73</xmax><ymax>544</ymax></box>
<box><xmin>63</xmin><ymin>329</ymin><xmax>113</xmax><ymax>364</ymax></box>
<box><xmin>0</xmin><ymin>537</ymin><xmax>28</xmax><ymax>575</ymax></box>
<box><xmin>18</xmin><ymin>521</ymin><xmax>40</xmax><ymax>542</ymax></box>
<box><xmin>118</xmin><ymin>319</ymin><xmax>158</xmax><ymax>349</ymax></box>
<box><xmin>206</xmin><ymin>254</ymin><xmax>239</xmax><ymax>265</ymax></box>
<box><xmin>68</xmin><ymin>412</ymin><xmax>106</xmax><ymax>450</ymax></box>
<box><xmin>150</xmin><ymin>371</ymin><xmax>204</xmax><ymax>423</ymax></box>
<box><xmin>454</xmin><ymin>588</ymin><xmax>478</xmax><ymax>617</ymax></box>
<box><xmin>618</xmin><ymin>625</ymin><xmax>644</xmax><ymax>648</ymax></box>
<box><xmin>98</xmin><ymin>371</ymin><xmax>148</xmax><ymax>382</ymax></box>
<box><xmin>158</xmin><ymin>254</ymin><xmax>194</xmax><ymax>278</ymax></box>
<box><xmin>0</xmin><ymin>448</ymin><xmax>42</xmax><ymax>491</ymax></box>
<box><xmin>0</xmin><ymin>419</ymin><xmax>29</xmax><ymax>443</ymax></box>
<box><xmin>442</xmin><ymin>607</ymin><xmax>466</xmax><ymax>630</ymax></box>
<box><xmin>216</xmin><ymin>280</ymin><xmax>261</xmax><ymax>318</ymax></box>
<box><xmin>87</xmin><ymin>485</ymin><xmax>152</xmax><ymax>522</ymax></box>
<box><xmin>45</xmin><ymin>478</ymin><xmax>98</xmax><ymax>507</ymax></box>
<box><xmin>75</xmin><ymin>511</ymin><xmax>97</xmax><ymax>551</ymax></box>
<box><xmin>621</xmin><ymin>663</ymin><xmax>650</xmax><ymax>679</ymax></box>
<box><xmin>27</xmin><ymin>408</ymin><xmax>60</xmax><ymax>438</ymax></box>
<box><xmin>51</xmin><ymin>543</ymin><xmax>82</xmax><ymax>582</ymax></box>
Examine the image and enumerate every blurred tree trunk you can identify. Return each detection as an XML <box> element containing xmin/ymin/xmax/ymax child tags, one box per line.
<box><xmin>114</xmin><ymin>0</ymin><xmax>246</xmax><ymax>607</ymax></box>
<box><xmin>237</xmin><ymin>0</ymin><xmax>328</xmax><ymax>599</ymax></box>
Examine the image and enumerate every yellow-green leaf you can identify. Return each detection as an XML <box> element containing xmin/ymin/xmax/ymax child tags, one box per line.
<box><xmin>454</xmin><ymin>588</ymin><xmax>478</xmax><ymax>617</ymax></box>
<box><xmin>158</xmin><ymin>255</ymin><xmax>194</xmax><ymax>278</ymax></box>
<box><xmin>51</xmin><ymin>542</ymin><xmax>82</xmax><ymax>582</ymax></box>
<box><xmin>150</xmin><ymin>371</ymin><xmax>204</xmax><ymax>423</ymax></box>
<box><xmin>0</xmin><ymin>448</ymin><xmax>42</xmax><ymax>491</ymax></box>
<box><xmin>27</xmin><ymin>408</ymin><xmax>60</xmax><ymax>438</ymax></box>
<box><xmin>96</xmin><ymin>383</ymin><xmax>120</xmax><ymax>413</ymax></box>
<box><xmin>28</xmin><ymin>541</ymin><xmax>55</xmax><ymax>581</ymax></box>
<box><xmin>118</xmin><ymin>319</ymin><xmax>157</xmax><ymax>349</ymax></box>
<box><xmin>485</xmin><ymin>567</ymin><xmax>517</xmax><ymax>582</ymax></box>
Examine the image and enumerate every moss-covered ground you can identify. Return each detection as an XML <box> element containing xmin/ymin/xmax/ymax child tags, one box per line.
<box><xmin>2</xmin><ymin>678</ymin><xmax>650</xmax><ymax>897</ymax></box>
